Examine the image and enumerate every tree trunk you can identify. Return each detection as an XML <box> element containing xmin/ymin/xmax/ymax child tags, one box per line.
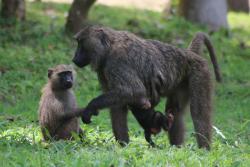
<box><xmin>65</xmin><ymin>0</ymin><xmax>96</xmax><ymax>34</ymax></box>
<box><xmin>179</xmin><ymin>0</ymin><xmax>228</xmax><ymax>31</ymax></box>
<box><xmin>228</xmin><ymin>0</ymin><xmax>250</xmax><ymax>13</ymax></box>
<box><xmin>1</xmin><ymin>0</ymin><xmax>25</xmax><ymax>21</ymax></box>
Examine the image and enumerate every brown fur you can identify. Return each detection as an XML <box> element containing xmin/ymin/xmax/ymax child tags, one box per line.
<box><xmin>73</xmin><ymin>26</ymin><xmax>222</xmax><ymax>149</ymax></box>
<box><xmin>39</xmin><ymin>64</ymin><xmax>84</xmax><ymax>141</ymax></box>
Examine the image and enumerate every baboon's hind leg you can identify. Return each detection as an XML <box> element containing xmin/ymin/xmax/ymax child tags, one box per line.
<box><xmin>166</xmin><ymin>89</ymin><xmax>189</xmax><ymax>147</ymax></box>
<box><xmin>189</xmin><ymin>69</ymin><xmax>212</xmax><ymax>150</ymax></box>
<box><xmin>110</xmin><ymin>106</ymin><xmax>129</xmax><ymax>146</ymax></box>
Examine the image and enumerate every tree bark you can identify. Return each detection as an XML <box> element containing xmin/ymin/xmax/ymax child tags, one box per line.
<box><xmin>179</xmin><ymin>0</ymin><xmax>228</xmax><ymax>31</ymax></box>
<box><xmin>228</xmin><ymin>0</ymin><xmax>250</xmax><ymax>13</ymax></box>
<box><xmin>65</xmin><ymin>0</ymin><xmax>96</xmax><ymax>34</ymax></box>
<box><xmin>1</xmin><ymin>0</ymin><xmax>25</xmax><ymax>21</ymax></box>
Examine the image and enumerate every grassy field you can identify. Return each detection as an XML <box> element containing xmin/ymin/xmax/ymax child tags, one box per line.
<box><xmin>0</xmin><ymin>1</ymin><xmax>250</xmax><ymax>166</ymax></box>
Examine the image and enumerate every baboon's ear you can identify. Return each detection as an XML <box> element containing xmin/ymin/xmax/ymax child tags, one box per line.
<box><xmin>73</xmin><ymin>26</ymin><xmax>90</xmax><ymax>40</ymax></box>
<box><xmin>73</xmin><ymin>30</ymin><xmax>84</xmax><ymax>41</ymax></box>
<box><xmin>73</xmin><ymin>33</ymin><xmax>79</xmax><ymax>41</ymax></box>
<box><xmin>96</xmin><ymin>28</ymin><xmax>110</xmax><ymax>47</ymax></box>
<box><xmin>48</xmin><ymin>68</ymin><xmax>53</xmax><ymax>78</ymax></box>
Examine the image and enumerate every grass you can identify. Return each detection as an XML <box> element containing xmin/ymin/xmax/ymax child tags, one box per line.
<box><xmin>0</xmin><ymin>1</ymin><xmax>250</xmax><ymax>166</ymax></box>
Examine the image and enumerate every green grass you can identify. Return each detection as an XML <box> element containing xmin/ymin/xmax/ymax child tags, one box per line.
<box><xmin>0</xmin><ymin>1</ymin><xmax>250</xmax><ymax>166</ymax></box>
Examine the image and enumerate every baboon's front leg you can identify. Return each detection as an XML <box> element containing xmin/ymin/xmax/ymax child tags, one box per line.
<box><xmin>81</xmin><ymin>90</ymin><xmax>146</xmax><ymax>123</ymax></box>
<box><xmin>110</xmin><ymin>106</ymin><xmax>129</xmax><ymax>146</ymax></box>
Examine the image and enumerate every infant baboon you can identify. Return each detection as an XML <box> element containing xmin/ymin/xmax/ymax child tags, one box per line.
<box><xmin>73</xmin><ymin>26</ymin><xmax>221</xmax><ymax>149</ymax></box>
<box><xmin>39</xmin><ymin>64</ymin><xmax>84</xmax><ymax>141</ymax></box>
<box><xmin>131</xmin><ymin>106</ymin><xmax>174</xmax><ymax>146</ymax></box>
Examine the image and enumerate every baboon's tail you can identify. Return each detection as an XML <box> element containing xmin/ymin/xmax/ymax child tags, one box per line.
<box><xmin>188</xmin><ymin>32</ymin><xmax>222</xmax><ymax>82</ymax></box>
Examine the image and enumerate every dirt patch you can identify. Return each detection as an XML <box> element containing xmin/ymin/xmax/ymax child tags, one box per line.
<box><xmin>33</xmin><ymin>0</ymin><xmax>168</xmax><ymax>11</ymax></box>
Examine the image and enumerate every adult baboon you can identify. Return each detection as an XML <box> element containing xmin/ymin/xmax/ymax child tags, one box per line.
<box><xmin>39</xmin><ymin>64</ymin><xmax>84</xmax><ymax>141</ymax></box>
<box><xmin>73</xmin><ymin>26</ymin><xmax>221</xmax><ymax>149</ymax></box>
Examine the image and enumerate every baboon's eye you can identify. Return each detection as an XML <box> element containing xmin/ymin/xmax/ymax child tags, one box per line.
<box><xmin>78</xmin><ymin>39</ymin><xmax>86</xmax><ymax>48</ymax></box>
<box><xmin>58</xmin><ymin>71</ymin><xmax>72</xmax><ymax>77</ymax></box>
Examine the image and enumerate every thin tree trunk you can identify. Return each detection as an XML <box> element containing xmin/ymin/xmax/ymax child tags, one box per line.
<box><xmin>163</xmin><ymin>0</ymin><xmax>173</xmax><ymax>17</ymax></box>
<box><xmin>179</xmin><ymin>0</ymin><xmax>228</xmax><ymax>31</ymax></box>
<box><xmin>65</xmin><ymin>0</ymin><xmax>96</xmax><ymax>34</ymax></box>
<box><xmin>1</xmin><ymin>0</ymin><xmax>25</xmax><ymax>21</ymax></box>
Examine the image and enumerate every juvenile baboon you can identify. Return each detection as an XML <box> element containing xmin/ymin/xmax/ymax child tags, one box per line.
<box><xmin>73</xmin><ymin>26</ymin><xmax>221</xmax><ymax>149</ymax></box>
<box><xmin>39</xmin><ymin>64</ymin><xmax>84</xmax><ymax>141</ymax></box>
<box><xmin>131</xmin><ymin>106</ymin><xmax>174</xmax><ymax>146</ymax></box>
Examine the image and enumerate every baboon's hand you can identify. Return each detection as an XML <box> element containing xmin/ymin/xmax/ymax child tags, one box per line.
<box><xmin>81</xmin><ymin>109</ymin><xmax>92</xmax><ymax>124</ymax></box>
<box><xmin>140</xmin><ymin>98</ymin><xmax>151</xmax><ymax>109</ymax></box>
<box><xmin>161</xmin><ymin>113</ymin><xmax>174</xmax><ymax>131</ymax></box>
<box><xmin>167</xmin><ymin>113</ymin><xmax>174</xmax><ymax>129</ymax></box>
<box><xmin>92</xmin><ymin>110</ymin><xmax>99</xmax><ymax>116</ymax></box>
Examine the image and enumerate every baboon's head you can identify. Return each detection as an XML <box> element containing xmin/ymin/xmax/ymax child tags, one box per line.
<box><xmin>151</xmin><ymin>112</ymin><xmax>173</xmax><ymax>134</ymax></box>
<box><xmin>72</xmin><ymin>26</ymin><xmax>111</xmax><ymax>68</ymax></box>
<box><xmin>159</xmin><ymin>112</ymin><xmax>174</xmax><ymax>131</ymax></box>
<box><xmin>48</xmin><ymin>64</ymin><xmax>76</xmax><ymax>90</ymax></box>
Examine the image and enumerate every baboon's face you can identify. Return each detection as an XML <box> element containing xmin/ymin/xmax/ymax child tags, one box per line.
<box><xmin>48</xmin><ymin>65</ymin><xmax>75</xmax><ymax>90</ymax></box>
<box><xmin>72</xmin><ymin>27</ymin><xmax>110</xmax><ymax>68</ymax></box>
<box><xmin>57</xmin><ymin>71</ymin><xmax>74</xmax><ymax>89</ymax></box>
